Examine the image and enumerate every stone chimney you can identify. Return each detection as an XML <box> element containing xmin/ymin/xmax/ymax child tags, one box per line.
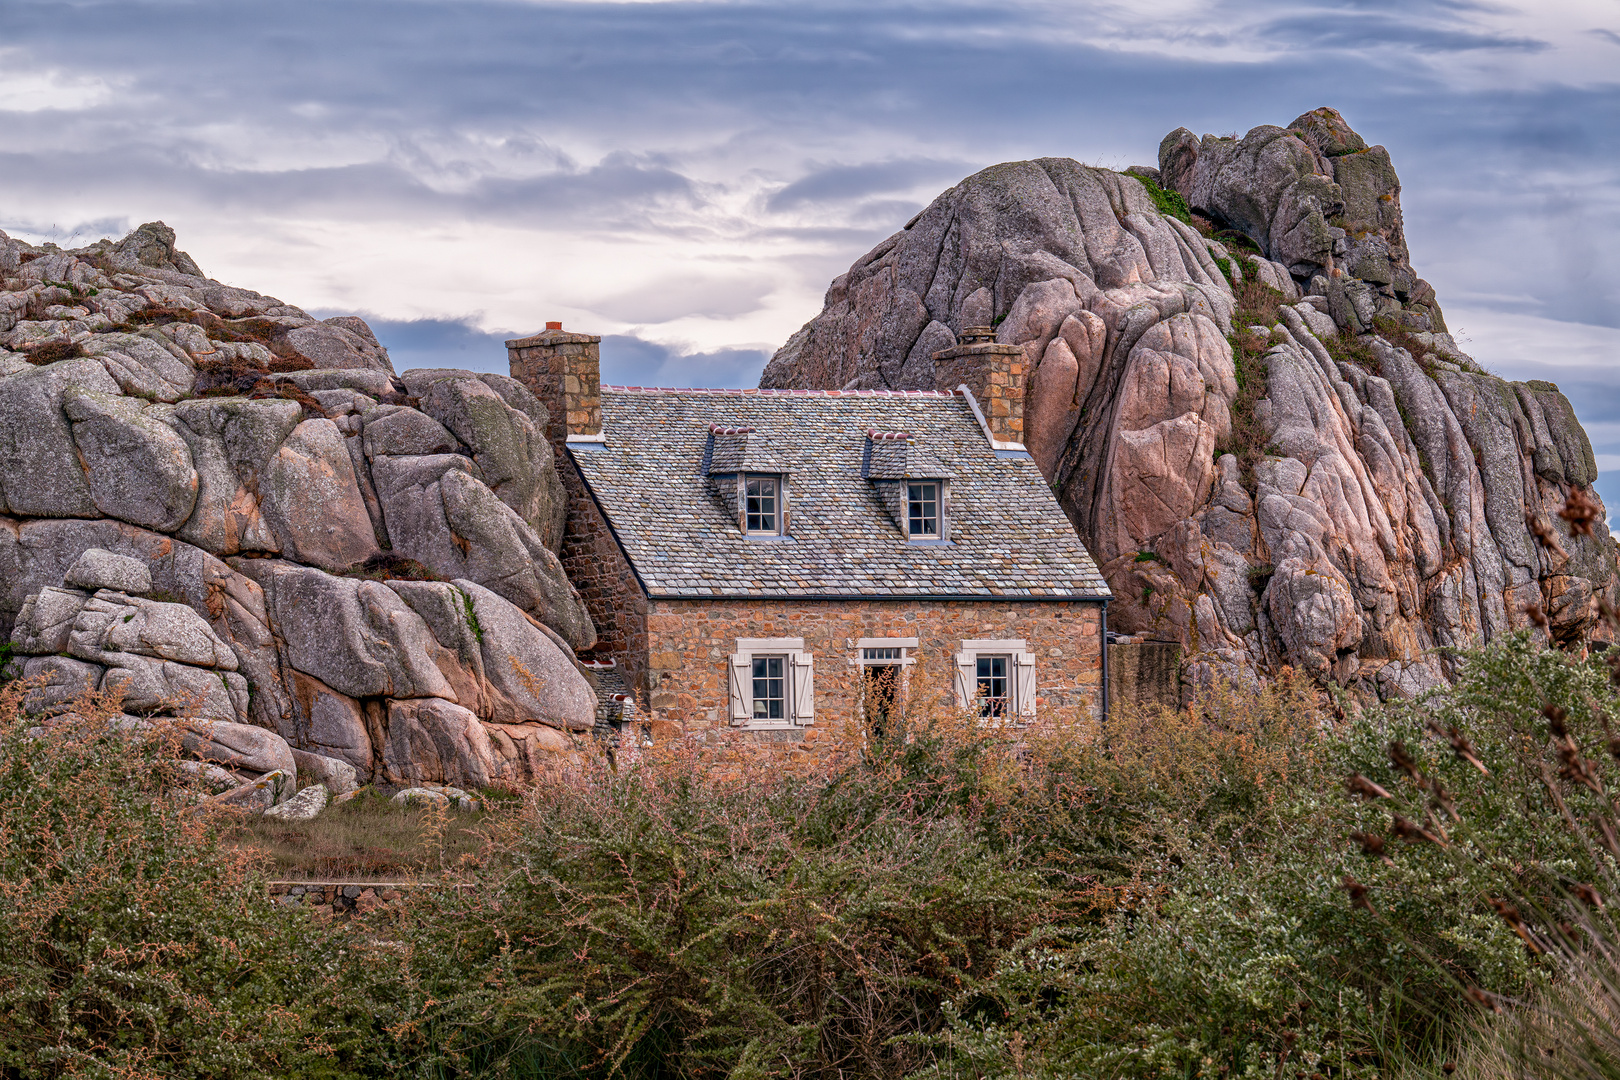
<box><xmin>507</xmin><ymin>321</ymin><xmax>603</xmax><ymax>451</ymax></box>
<box><xmin>932</xmin><ymin>326</ymin><xmax>1026</xmax><ymax>448</ymax></box>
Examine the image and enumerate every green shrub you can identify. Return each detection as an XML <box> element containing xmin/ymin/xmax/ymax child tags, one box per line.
<box><xmin>403</xmin><ymin>721</ymin><xmax>1063</xmax><ymax>1079</ymax></box>
<box><xmin>916</xmin><ymin>655</ymin><xmax>1590</xmax><ymax>1080</ymax></box>
<box><xmin>0</xmin><ymin>685</ymin><xmax>359</xmax><ymax>1079</ymax></box>
<box><xmin>1132</xmin><ymin>174</ymin><xmax>1192</xmax><ymax>225</ymax></box>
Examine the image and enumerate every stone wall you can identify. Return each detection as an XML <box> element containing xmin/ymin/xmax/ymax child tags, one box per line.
<box><xmin>642</xmin><ymin>597</ymin><xmax>1104</xmax><ymax>732</ymax></box>
<box><xmin>559</xmin><ymin>448</ymin><xmax>650</xmax><ymax>688</ymax></box>
<box><xmin>1109</xmin><ymin>639</ymin><xmax>1183</xmax><ymax>711</ymax></box>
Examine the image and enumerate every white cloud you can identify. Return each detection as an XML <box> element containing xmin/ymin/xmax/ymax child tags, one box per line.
<box><xmin>1443</xmin><ymin>306</ymin><xmax>1620</xmax><ymax>380</ymax></box>
<box><xmin>0</xmin><ymin>57</ymin><xmax>118</xmax><ymax>113</ymax></box>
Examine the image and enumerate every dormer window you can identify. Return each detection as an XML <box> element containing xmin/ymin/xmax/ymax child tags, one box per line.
<box><xmin>745</xmin><ymin>475</ymin><xmax>780</xmax><ymax>534</ymax></box>
<box><xmin>907</xmin><ymin>482</ymin><xmax>940</xmax><ymax>537</ymax></box>
<box><xmin>864</xmin><ymin>430</ymin><xmax>953</xmax><ymax>543</ymax></box>
<box><xmin>704</xmin><ymin>423</ymin><xmax>791</xmax><ymax>539</ymax></box>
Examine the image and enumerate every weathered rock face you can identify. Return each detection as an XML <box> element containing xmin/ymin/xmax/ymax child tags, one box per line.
<box><xmin>762</xmin><ymin>108</ymin><xmax>1619</xmax><ymax>700</ymax></box>
<box><xmin>2</xmin><ymin>224</ymin><xmax>597</xmax><ymax>786</ymax></box>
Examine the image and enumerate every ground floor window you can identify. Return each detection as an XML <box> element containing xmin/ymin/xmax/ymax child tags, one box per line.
<box><xmin>856</xmin><ymin>638</ymin><xmax>916</xmax><ymax>739</ymax></box>
<box><xmin>954</xmin><ymin>639</ymin><xmax>1035</xmax><ymax>721</ymax></box>
<box><xmin>729</xmin><ymin>638</ymin><xmax>813</xmax><ymax>726</ymax></box>
<box><xmin>975</xmin><ymin>654</ymin><xmax>1009</xmax><ymax>718</ymax></box>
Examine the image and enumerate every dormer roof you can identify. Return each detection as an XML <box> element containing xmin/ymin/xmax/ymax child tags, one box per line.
<box><xmin>862</xmin><ymin>430</ymin><xmax>955</xmax><ymax>481</ymax></box>
<box><xmin>704</xmin><ymin>424</ymin><xmax>790</xmax><ymax>475</ymax></box>
<box><xmin>568</xmin><ymin>387</ymin><xmax>1109</xmax><ymax>600</ymax></box>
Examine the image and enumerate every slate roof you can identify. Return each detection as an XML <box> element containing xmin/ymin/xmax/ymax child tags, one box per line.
<box><xmin>863</xmin><ymin>432</ymin><xmax>955</xmax><ymax>481</ymax></box>
<box><xmin>570</xmin><ymin>388</ymin><xmax>1112</xmax><ymax>600</ymax></box>
<box><xmin>705</xmin><ymin>427</ymin><xmax>790</xmax><ymax>475</ymax></box>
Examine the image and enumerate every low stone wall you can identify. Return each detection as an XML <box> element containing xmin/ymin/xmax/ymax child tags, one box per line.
<box><xmin>1108</xmin><ymin>639</ymin><xmax>1182</xmax><ymax>711</ymax></box>
<box><xmin>266</xmin><ymin>879</ymin><xmax>467</xmax><ymax>918</ymax></box>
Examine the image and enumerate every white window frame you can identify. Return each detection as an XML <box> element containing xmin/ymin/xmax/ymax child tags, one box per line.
<box><xmin>906</xmin><ymin>482</ymin><xmax>939</xmax><ymax>537</ymax></box>
<box><xmin>899</xmin><ymin>479</ymin><xmax>950</xmax><ymax>543</ymax></box>
<box><xmin>953</xmin><ymin>639</ymin><xmax>1036</xmax><ymax>722</ymax></box>
<box><xmin>728</xmin><ymin>637</ymin><xmax>814</xmax><ymax>726</ymax></box>
<box><xmin>740</xmin><ymin>473</ymin><xmax>788</xmax><ymax>536</ymax></box>
<box><xmin>853</xmin><ymin>637</ymin><xmax>917</xmax><ymax>727</ymax></box>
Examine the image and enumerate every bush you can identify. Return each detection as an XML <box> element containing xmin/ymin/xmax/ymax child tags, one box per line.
<box><xmin>399</xmin><ymin>719</ymin><xmax>1064</xmax><ymax>1079</ymax></box>
<box><xmin>916</xmin><ymin>660</ymin><xmax>1577</xmax><ymax>1080</ymax></box>
<box><xmin>19</xmin><ymin>630</ymin><xmax>1620</xmax><ymax>1079</ymax></box>
<box><xmin>0</xmin><ymin>685</ymin><xmax>358</xmax><ymax>1079</ymax></box>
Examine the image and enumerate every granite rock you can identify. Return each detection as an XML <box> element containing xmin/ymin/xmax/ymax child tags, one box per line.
<box><xmin>760</xmin><ymin>109</ymin><xmax>1620</xmax><ymax>699</ymax></box>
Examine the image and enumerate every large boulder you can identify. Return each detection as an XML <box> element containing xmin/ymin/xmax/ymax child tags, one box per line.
<box><xmin>180</xmin><ymin>718</ymin><xmax>297</xmax><ymax>779</ymax></box>
<box><xmin>0</xmin><ymin>359</ymin><xmax>123</xmax><ymax>518</ymax></box>
<box><xmin>284</xmin><ymin>670</ymin><xmax>374</xmax><ymax>778</ymax></box>
<box><xmin>289</xmin><ymin>749</ymin><xmax>359</xmax><ymax>796</ymax></box>
<box><xmin>455</xmin><ymin>579</ymin><xmax>596</xmax><ymax>731</ymax></box>
<box><xmin>259</xmin><ymin>419</ymin><xmax>381</xmax><ymax>571</ymax></box>
<box><xmin>169</xmin><ymin>397</ymin><xmax>302</xmax><ymax>557</ymax></box>
<box><xmin>759</xmin><ymin>109</ymin><xmax>1620</xmax><ymax>699</ymax></box>
<box><xmin>64</xmin><ymin>548</ymin><xmax>152</xmax><ymax>594</ymax></box>
<box><xmin>382</xmin><ymin>698</ymin><xmax>499</xmax><ymax>788</ymax></box>
<box><xmin>281</xmin><ymin>319</ymin><xmax>395</xmax><ymax>374</ymax></box>
<box><xmin>263</xmin><ymin>784</ymin><xmax>329</xmax><ymax>821</ymax></box>
<box><xmin>402</xmin><ymin>371</ymin><xmax>566</xmax><ymax>547</ymax></box>
<box><xmin>19</xmin><ymin>655</ymin><xmax>104</xmax><ymax>714</ymax></box>
<box><xmin>371</xmin><ymin>453</ymin><xmax>594</xmax><ymax>649</ymax></box>
<box><xmin>260</xmin><ymin>563</ymin><xmax>458</xmax><ymax>702</ymax></box>
<box><xmin>63</xmin><ymin>389</ymin><xmax>198</xmax><ymax>532</ymax></box>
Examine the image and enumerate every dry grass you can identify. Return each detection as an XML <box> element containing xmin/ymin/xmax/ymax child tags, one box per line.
<box><xmin>224</xmin><ymin>787</ymin><xmax>502</xmax><ymax>879</ymax></box>
<box><xmin>1448</xmin><ymin>963</ymin><xmax>1620</xmax><ymax>1079</ymax></box>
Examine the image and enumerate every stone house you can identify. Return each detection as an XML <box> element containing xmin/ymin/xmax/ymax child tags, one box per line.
<box><xmin>508</xmin><ymin>323</ymin><xmax>1112</xmax><ymax>739</ymax></box>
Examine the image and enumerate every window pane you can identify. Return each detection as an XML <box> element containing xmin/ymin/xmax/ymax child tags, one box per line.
<box><xmin>752</xmin><ymin>655</ymin><xmax>785</xmax><ymax>719</ymax></box>
<box><xmin>908</xmin><ymin>483</ymin><xmax>938</xmax><ymax>536</ymax></box>
<box><xmin>975</xmin><ymin>655</ymin><xmax>1008</xmax><ymax>718</ymax></box>
<box><xmin>746</xmin><ymin>476</ymin><xmax>778</xmax><ymax>533</ymax></box>
<box><xmin>862</xmin><ymin>647</ymin><xmax>901</xmax><ymax>661</ymax></box>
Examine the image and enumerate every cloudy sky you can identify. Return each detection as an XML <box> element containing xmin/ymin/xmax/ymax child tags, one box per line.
<box><xmin>3</xmin><ymin>0</ymin><xmax>1618</xmax><ymax>500</ymax></box>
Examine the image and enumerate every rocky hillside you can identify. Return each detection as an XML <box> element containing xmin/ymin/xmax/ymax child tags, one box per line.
<box><xmin>1</xmin><ymin>222</ymin><xmax>598</xmax><ymax>795</ymax></box>
<box><xmin>762</xmin><ymin>108</ymin><xmax>1618</xmax><ymax>698</ymax></box>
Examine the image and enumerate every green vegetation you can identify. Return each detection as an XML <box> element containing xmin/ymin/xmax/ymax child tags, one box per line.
<box><xmin>17</xmin><ymin>621</ymin><xmax>1620</xmax><ymax>1078</ymax></box>
<box><xmin>1221</xmin><ymin>276</ymin><xmax>1287</xmax><ymax>489</ymax></box>
<box><xmin>460</xmin><ymin>588</ymin><xmax>484</xmax><ymax>643</ymax></box>
<box><xmin>41</xmin><ymin>278</ymin><xmax>97</xmax><ymax>299</ymax></box>
<box><xmin>1133</xmin><ymin>173</ymin><xmax>1193</xmax><ymax>225</ymax></box>
<box><xmin>0</xmin><ymin>688</ymin><xmax>344</xmax><ymax>1077</ymax></box>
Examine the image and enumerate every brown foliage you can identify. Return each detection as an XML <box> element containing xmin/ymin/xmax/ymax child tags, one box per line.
<box><xmin>20</xmin><ymin>339</ymin><xmax>86</xmax><ymax>365</ymax></box>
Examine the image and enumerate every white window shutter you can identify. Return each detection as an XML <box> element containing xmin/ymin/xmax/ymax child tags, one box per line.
<box><xmin>791</xmin><ymin>652</ymin><xmax>815</xmax><ymax>723</ymax></box>
<box><xmin>953</xmin><ymin>652</ymin><xmax>975</xmax><ymax>710</ymax></box>
<box><xmin>728</xmin><ymin>653</ymin><xmax>751</xmax><ymax>724</ymax></box>
<box><xmin>1015</xmin><ymin>652</ymin><xmax>1037</xmax><ymax>718</ymax></box>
